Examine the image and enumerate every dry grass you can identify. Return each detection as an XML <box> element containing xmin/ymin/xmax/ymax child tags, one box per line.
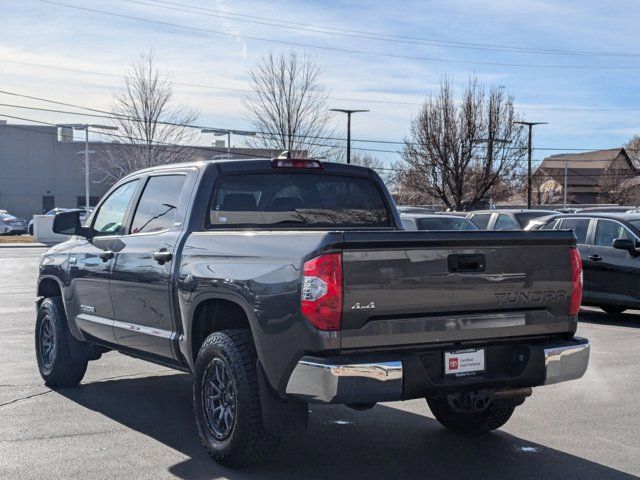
<box><xmin>0</xmin><ymin>235</ymin><xmax>37</xmax><ymax>244</ymax></box>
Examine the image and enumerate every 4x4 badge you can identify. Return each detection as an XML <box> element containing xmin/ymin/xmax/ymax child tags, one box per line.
<box><xmin>351</xmin><ymin>302</ymin><xmax>375</xmax><ymax>310</ymax></box>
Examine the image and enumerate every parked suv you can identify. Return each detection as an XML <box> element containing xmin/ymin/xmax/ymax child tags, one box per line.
<box><xmin>541</xmin><ymin>213</ymin><xmax>640</xmax><ymax>314</ymax></box>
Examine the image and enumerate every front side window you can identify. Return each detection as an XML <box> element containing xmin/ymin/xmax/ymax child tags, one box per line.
<box><xmin>209</xmin><ymin>173</ymin><xmax>390</xmax><ymax>228</ymax></box>
<box><xmin>130</xmin><ymin>175</ymin><xmax>186</xmax><ymax>234</ymax></box>
<box><xmin>494</xmin><ymin>214</ymin><xmax>517</xmax><ymax>230</ymax></box>
<box><xmin>594</xmin><ymin>220</ymin><xmax>634</xmax><ymax>247</ymax></box>
<box><xmin>92</xmin><ymin>180</ymin><xmax>139</xmax><ymax>236</ymax></box>
<box><xmin>469</xmin><ymin>213</ymin><xmax>491</xmax><ymax>229</ymax></box>
<box><xmin>558</xmin><ymin>218</ymin><xmax>590</xmax><ymax>244</ymax></box>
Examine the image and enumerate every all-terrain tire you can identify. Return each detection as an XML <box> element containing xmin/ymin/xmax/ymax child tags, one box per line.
<box><xmin>193</xmin><ymin>329</ymin><xmax>280</xmax><ymax>467</ymax></box>
<box><xmin>35</xmin><ymin>297</ymin><xmax>88</xmax><ymax>387</ymax></box>
<box><xmin>427</xmin><ymin>396</ymin><xmax>515</xmax><ymax>434</ymax></box>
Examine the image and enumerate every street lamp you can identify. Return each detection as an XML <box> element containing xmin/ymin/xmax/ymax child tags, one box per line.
<box><xmin>330</xmin><ymin>109</ymin><xmax>369</xmax><ymax>164</ymax></box>
<box><xmin>515</xmin><ymin>121</ymin><xmax>548</xmax><ymax>209</ymax></box>
<box><xmin>57</xmin><ymin>123</ymin><xmax>119</xmax><ymax>211</ymax></box>
<box><xmin>201</xmin><ymin>128</ymin><xmax>256</xmax><ymax>159</ymax></box>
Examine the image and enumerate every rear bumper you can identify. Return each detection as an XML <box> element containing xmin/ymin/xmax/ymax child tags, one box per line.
<box><xmin>285</xmin><ymin>337</ymin><xmax>589</xmax><ymax>404</ymax></box>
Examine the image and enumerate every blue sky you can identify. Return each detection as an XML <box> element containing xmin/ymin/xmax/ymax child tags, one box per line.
<box><xmin>1</xmin><ymin>0</ymin><xmax>639</xmax><ymax>167</ymax></box>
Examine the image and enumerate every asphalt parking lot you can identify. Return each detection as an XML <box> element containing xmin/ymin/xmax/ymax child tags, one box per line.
<box><xmin>1</xmin><ymin>247</ymin><xmax>639</xmax><ymax>480</ymax></box>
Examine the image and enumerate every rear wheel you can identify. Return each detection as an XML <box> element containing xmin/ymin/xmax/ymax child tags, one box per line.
<box><xmin>427</xmin><ymin>396</ymin><xmax>515</xmax><ymax>434</ymax></box>
<box><xmin>193</xmin><ymin>330</ymin><xmax>279</xmax><ymax>467</ymax></box>
<box><xmin>601</xmin><ymin>306</ymin><xmax>626</xmax><ymax>315</ymax></box>
<box><xmin>35</xmin><ymin>297</ymin><xmax>88</xmax><ymax>387</ymax></box>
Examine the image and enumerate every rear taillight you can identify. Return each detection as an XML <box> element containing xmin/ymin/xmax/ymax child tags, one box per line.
<box><xmin>301</xmin><ymin>253</ymin><xmax>342</xmax><ymax>330</ymax></box>
<box><xmin>569</xmin><ymin>247</ymin><xmax>583</xmax><ymax>316</ymax></box>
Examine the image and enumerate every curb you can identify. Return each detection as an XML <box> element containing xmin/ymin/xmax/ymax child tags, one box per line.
<box><xmin>0</xmin><ymin>243</ymin><xmax>49</xmax><ymax>248</ymax></box>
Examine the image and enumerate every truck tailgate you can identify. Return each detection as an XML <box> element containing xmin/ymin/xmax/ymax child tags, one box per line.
<box><xmin>340</xmin><ymin>230</ymin><xmax>577</xmax><ymax>349</ymax></box>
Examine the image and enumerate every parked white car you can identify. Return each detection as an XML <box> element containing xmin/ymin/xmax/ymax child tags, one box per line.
<box><xmin>0</xmin><ymin>214</ymin><xmax>28</xmax><ymax>235</ymax></box>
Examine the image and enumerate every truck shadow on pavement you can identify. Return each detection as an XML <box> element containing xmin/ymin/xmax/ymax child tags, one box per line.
<box><xmin>579</xmin><ymin>309</ymin><xmax>640</xmax><ymax>329</ymax></box>
<box><xmin>59</xmin><ymin>373</ymin><xmax>635</xmax><ymax>480</ymax></box>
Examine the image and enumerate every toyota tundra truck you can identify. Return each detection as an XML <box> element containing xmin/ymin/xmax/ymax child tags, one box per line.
<box><xmin>35</xmin><ymin>158</ymin><xmax>589</xmax><ymax>467</ymax></box>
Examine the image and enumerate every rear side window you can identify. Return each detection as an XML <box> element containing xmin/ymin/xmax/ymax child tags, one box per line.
<box><xmin>558</xmin><ymin>218</ymin><xmax>590</xmax><ymax>244</ymax></box>
<box><xmin>494</xmin><ymin>214</ymin><xmax>517</xmax><ymax>230</ymax></box>
<box><xmin>130</xmin><ymin>175</ymin><xmax>186</xmax><ymax>234</ymax></box>
<box><xmin>401</xmin><ymin>217</ymin><xmax>418</xmax><ymax>230</ymax></box>
<box><xmin>417</xmin><ymin>217</ymin><xmax>478</xmax><ymax>231</ymax></box>
<box><xmin>209</xmin><ymin>173</ymin><xmax>389</xmax><ymax>228</ymax></box>
<box><xmin>469</xmin><ymin>213</ymin><xmax>491</xmax><ymax>229</ymax></box>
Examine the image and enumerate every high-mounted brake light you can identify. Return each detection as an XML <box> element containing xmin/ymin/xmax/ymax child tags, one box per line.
<box><xmin>301</xmin><ymin>253</ymin><xmax>342</xmax><ymax>330</ymax></box>
<box><xmin>569</xmin><ymin>247</ymin><xmax>583</xmax><ymax>316</ymax></box>
<box><xmin>271</xmin><ymin>158</ymin><xmax>323</xmax><ymax>169</ymax></box>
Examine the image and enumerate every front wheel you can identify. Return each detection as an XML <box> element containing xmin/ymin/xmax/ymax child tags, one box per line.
<box><xmin>427</xmin><ymin>396</ymin><xmax>515</xmax><ymax>434</ymax></box>
<box><xmin>193</xmin><ymin>330</ymin><xmax>280</xmax><ymax>467</ymax></box>
<box><xmin>35</xmin><ymin>297</ymin><xmax>88</xmax><ymax>387</ymax></box>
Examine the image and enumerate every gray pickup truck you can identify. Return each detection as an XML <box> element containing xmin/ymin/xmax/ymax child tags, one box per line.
<box><xmin>35</xmin><ymin>158</ymin><xmax>589</xmax><ymax>467</ymax></box>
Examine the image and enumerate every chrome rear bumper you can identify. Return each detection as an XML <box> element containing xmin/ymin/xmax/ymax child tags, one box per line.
<box><xmin>543</xmin><ymin>337</ymin><xmax>590</xmax><ymax>385</ymax></box>
<box><xmin>285</xmin><ymin>358</ymin><xmax>402</xmax><ymax>403</ymax></box>
<box><xmin>285</xmin><ymin>337</ymin><xmax>590</xmax><ymax>404</ymax></box>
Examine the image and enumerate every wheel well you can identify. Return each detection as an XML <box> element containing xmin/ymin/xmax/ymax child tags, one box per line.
<box><xmin>38</xmin><ymin>278</ymin><xmax>62</xmax><ymax>299</ymax></box>
<box><xmin>191</xmin><ymin>299</ymin><xmax>251</xmax><ymax>360</ymax></box>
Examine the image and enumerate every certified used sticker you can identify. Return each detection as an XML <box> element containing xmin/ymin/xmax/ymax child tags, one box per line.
<box><xmin>444</xmin><ymin>348</ymin><xmax>485</xmax><ymax>376</ymax></box>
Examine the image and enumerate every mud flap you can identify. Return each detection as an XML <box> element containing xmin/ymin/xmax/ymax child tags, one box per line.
<box><xmin>257</xmin><ymin>361</ymin><xmax>308</xmax><ymax>434</ymax></box>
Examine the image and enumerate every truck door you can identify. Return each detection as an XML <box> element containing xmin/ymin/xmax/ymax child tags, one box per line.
<box><xmin>587</xmin><ymin>219</ymin><xmax>640</xmax><ymax>306</ymax></box>
<box><xmin>66</xmin><ymin>179</ymin><xmax>140</xmax><ymax>345</ymax></box>
<box><xmin>110</xmin><ymin>173</ymin><xmax>190</xmax><ymax>360</ymax></box>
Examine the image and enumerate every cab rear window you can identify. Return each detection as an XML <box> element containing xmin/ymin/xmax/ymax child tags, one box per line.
<box><xmin>208</xmin><ymin>173</ymin><xmax>390</xmax><ymax>228</ymax></box>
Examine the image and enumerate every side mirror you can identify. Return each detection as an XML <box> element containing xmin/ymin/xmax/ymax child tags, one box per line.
<box><xmin>52</xmin><ymin>210</ymin><xmax>94</xmax><ymax>238</ymax></box>
<box><xmin>612</xmin><ymin>238</ymin><xmax>640</xmax><ymax>257</ymax></box>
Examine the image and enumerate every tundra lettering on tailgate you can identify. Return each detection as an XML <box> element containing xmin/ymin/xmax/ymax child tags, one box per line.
<box><xmin>494</xmin><ymin>290</ymin><xmax>567</xmax><ymax>306</ymax></box>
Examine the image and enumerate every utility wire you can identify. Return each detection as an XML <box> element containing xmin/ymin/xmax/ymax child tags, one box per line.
<box><xmin>1</xmin><ymin>92</ymin><xmax>634</xmax><ymax>155</ymax></box>
<box><xmin>120</xmin><ymin>0</ymin><xmax>640</xmax><ymax>58</ymax></box>
<box><xmin>4</xmin><ymin>58</ymin><xmax>640</xmax><ymax>112</ymax></box>
<box><xmin>35</xmin><ymin>0</ymin><xmax>640</xmax><ymax>71</ymax></box>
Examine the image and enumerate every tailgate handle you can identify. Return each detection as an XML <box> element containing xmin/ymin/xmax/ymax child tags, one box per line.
<box><xmin>448</xmin><ymin>254</ymin><xmax>486</xmax><ymax>273</ymax></box>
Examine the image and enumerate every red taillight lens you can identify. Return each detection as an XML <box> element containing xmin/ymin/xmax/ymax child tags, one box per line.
<box><xmin>569</xmin><ymin>247</ymin><xmax>583</xmax><ymax>316</ymax></box>
<box><xmin>301</xmin><ymin>253</ymin><xmax>342</xmax><ymax>330</ymax></box>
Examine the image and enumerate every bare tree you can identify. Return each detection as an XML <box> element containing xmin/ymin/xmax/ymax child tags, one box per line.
<box><xmin>244</xmin><ymin>52</ymin><xmax>336</xmax><ymax>159</ymax></box>
<box><xmin>350</xmin><ymin>152</ymin><xmax>396</xmax><ymax>185</ymax></box>
<box><xmin>598</xmin><ymin>162</ymin><xmax>636</xmax><ymax>204</ymax></box>
<box><xmin>626</xmin><ymin>134</ymin><xmax>640</xmax><ymax>168</ymax></box>
<box><xmin>99</xmin><ymin>53</ymin><xmax>198</xmax><ymax>183</ymax></box>
<box><xmin>397</xmin><ymin>77</ymin><xmax>526</xmax><ymax>211</ymax></box>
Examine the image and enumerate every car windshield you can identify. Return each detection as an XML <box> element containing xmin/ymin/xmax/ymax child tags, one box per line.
<box><xmin>417</xmin><ymin>217</ymin><xmax>478</xmax><ymax>231</ymax></box>
<box><xmin>626</xmin><ymin>220</ymin><xmax>640</xmax><ymax>231</ymax></box>
<box><xmin>209</xmin><ymin>172</ymin><xmax>390</xmax><ymax>228</ymax></box>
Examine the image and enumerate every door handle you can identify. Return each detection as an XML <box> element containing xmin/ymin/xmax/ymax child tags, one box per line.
<box><xmin>153</xmin><ymin>249</ymin><xmax>173</xmax><ymax>265</ymax></box>
<box><xmin>588</xmin><ymin>254</ymin><xmax>602</xmax><ymax>262</ymax></box>
<box><xmin>99</xmin><ymin>251</ymin><xmax>114</xmax><ymax>262</ymax></box>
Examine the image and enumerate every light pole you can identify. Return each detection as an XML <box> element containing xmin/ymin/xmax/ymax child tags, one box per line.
<box><xmin>330</xmin><ymin>109</ymin><xmax>369</xmax><ymax>164</ymax></box>
<box><xmin>201</xmin><ymin>129</ymin><xmax>256</xmax><ymax>159</ymax></box>
<box><xmin>515</xmin><ymin>121</ymin><xmax>548</xmax><ymax>209</ymax></box>
<box><xmin>57</xmin><ymin>123</ymin><xmax>119</xmax><ymax>211</ymax></box>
